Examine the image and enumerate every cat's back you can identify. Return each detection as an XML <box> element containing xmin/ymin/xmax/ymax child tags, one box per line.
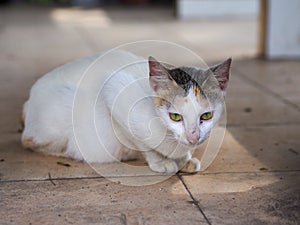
<box><xmin>31</xmin><ymin>53</ymin><xmax>102</xmax><ymax>94</ymax></box>
<box><xmin>26</xmin><ymin>50</ymin><xmax>142</xmax><ymax>109</ymax></box>
<box><xmin>22</xmin><ymin>50</ymin><xmax>148</xmax><ymax>158</ymax></box>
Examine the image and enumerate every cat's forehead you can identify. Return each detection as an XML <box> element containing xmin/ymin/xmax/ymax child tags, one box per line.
<box><xmin>152</xmin><ymin>66</ymin><xmax>221</xmax><ymax>109</ymax></box>
<box><xmin>173</xmin><ymin>86</ymin><xmax>210</xmax><ymax>112</ymax></box>
<box><xmin>168</xmin><ymin>66</ymin><xmax>222</xmax><ymax>103</ymax></box>
<box><xmin>168</xmin><ymin>67</ymin><xmax>208</xmax><ymax>95</ymax></box>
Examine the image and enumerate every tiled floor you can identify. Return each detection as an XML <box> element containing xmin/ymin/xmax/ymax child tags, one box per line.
<box><xmin>0</xmin><ymin>5</ymin><xmax>299</xmax><ymax>225</ymax></box>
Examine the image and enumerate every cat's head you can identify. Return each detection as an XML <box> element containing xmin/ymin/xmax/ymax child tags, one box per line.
<box><xmin>148</xmin><ymin>56</ymin><xmax>231</xmax><ymax>147</ymax></box>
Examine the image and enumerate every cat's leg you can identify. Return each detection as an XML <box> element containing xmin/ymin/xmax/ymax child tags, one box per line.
<box><xmin>143</xmin><ymin>150</ymin><xmax>179</xmax><ymax>174</ymax></box>
<box><xmin>175</xmin><ymin>152</ymin><xmax>201</xmax><ymax>173</ymax></box>
<box><xmin>120</xmin><ymin>147</ymin><xmax>141</xmax><ymax>162</ymax></box>
<box><xmin>179</xmin><ymin>157</ymin><xmax>201</xmax><ymax>173</ymax></box>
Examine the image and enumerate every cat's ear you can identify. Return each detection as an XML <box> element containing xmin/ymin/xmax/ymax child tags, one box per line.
<box><xmin>210</xmin><ymin>58</ymin><xmax>231</xmax><ymax>91</ymax></box>
<box><xmin>148</xmin><ymin>56</ymin><xmax>172</xmax><ymax>92</ymax></box>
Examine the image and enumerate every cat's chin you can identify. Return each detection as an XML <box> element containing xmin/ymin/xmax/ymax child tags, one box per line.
<box><xmin>177</xmin><ymin>139</ymin><xmax>201</xmax><ymax>148</ymax></box>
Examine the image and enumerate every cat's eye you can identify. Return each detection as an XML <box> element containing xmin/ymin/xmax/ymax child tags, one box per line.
<box><xmin>169</xmin><ymin>113</ymin><xmax>182</xmax><ymax>122</ymax></box>
<box><xmin>200</xmin><ymin>112</ymin><xmax>213</xmax><ymax>121</ymax></box>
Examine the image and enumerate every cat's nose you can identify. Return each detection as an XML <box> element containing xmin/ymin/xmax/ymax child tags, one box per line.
<box><xmin>187</xmin><ymin>136</ymin><xmax>199</xmax><ymax>145</ymax></box>
<box><xmin>187</xmin><ymin>128</ymin><xmax>199</xmax><ymax>145</ymax></box>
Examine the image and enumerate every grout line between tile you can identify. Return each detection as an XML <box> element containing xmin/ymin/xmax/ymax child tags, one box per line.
<box><xmin>226</xmin><ymin>122</ymin><xmax>300</xmax><ymax>128</ymax></box>
<box><xmin>2</xmin><ymin>170</ymin><xmax>299</xmax><ymax>184</ymax></box>
<box><xmin>0</xmin><ymin>176</ymin><xmax>104</xmax><ymax>184</ymax></box>
<box><xmin>177</xmin><ymin>174</ymin><xmax>212</xmax><ymax>225</ymax></box>
<box><xmin>0</xmin><ymin>174</ymin><xmax>172</xmax><ymax>184</ymax></box>
<box><xmin>181</xmin><ymin>169</ymin><xmax>300</xmax><ymax>176</ymax></box>
<box><xmin>232</xmin><ymin>67</ymin><xmax>300</xmax><ymax>113</ymax></box>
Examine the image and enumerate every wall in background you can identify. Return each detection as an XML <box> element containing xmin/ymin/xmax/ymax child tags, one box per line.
<box><xmin>266</xmin><ymin>0</ymin><xmax>300</xmax><ymax>58</ymax></box>
<box><xmin>176</xmin><ymin>0</ymin><xmax>259</xmax><ymax>19</ymax></box>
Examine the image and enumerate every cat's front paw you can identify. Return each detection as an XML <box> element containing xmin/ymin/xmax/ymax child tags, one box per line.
<box><xmin>180</xmin><ymin>158</ymin><xmax>201</xmax><ymax>173</ymax></box>
<box><xmin>149</xmin><ymin>159</ymin><xmax>179</xmax><ymax>174</ymax></box>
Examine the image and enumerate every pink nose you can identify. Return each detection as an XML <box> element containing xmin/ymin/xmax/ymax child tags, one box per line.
<box><xmin>187</xmin><ymin>128</ymin><xmax>199</xmax><ymax>145</ymax></box>
<box><xmin>187</xmin><ymin>136</ymin><xmax>199</xmax><ymax>145</ymax></box>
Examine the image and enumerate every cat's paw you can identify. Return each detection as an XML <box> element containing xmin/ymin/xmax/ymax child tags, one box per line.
<box><xmin>149</xmin><ymin>159</ymin><xmax>179</xmax><ymax>174</ymax></box>
<box><xmin>180</xmin><ymin>158</ymin><xmax>201</xmax><ymax>173</ymax></box>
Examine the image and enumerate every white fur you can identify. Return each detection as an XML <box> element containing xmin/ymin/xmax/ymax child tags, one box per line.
<box><xmin>22</xmin><ymin>51</ymin><xmax>222</xmax><ymax>173</ymax></box>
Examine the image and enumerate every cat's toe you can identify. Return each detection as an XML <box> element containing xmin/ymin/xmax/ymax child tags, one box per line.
<box><xmin>180</xmin><ymin>158</ymin><xmax>201</xmax><ymax>173</ymax></box>
<box><xmin>149</xmin><ymin>160</ymin><xmax>179</xmax><ymax>174</ymax></box>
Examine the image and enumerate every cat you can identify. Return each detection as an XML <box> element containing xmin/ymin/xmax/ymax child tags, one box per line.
<box><xmin>21</xmin><ymin>50</ymin><xmax>231</xmax><ymax>174</ymax></box>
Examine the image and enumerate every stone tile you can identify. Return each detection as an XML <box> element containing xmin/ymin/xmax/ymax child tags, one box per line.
<box><xmin>0</xmin><ymin>176</ymin><xmax>207</xmax><ymax>225</ymax></box>
<box><xmin>181</xmin><ymin>172</ymin><xmax>300</xmax><ymax>225</ymax></box>
<box><xmin>193</xmin><ymin>125</ymin><xmax>300</xmax><ymax>173</ymax></box>
<box><xmin>0</xmin><ymin>22</ymin><xmax>92</xmax><ymax>74</ymax></box>
<box><xmin>234</xmin><ymin>59</ymin><xmax>300</xmax><ymax>108</ymax></box>
<box><xmin>225</xmin><ymin>73</ymin><xmax>300</xmax><ymax>126</ymax></box>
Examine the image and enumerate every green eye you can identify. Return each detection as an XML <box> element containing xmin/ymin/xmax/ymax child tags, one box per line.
<box><xmin>200</xmin><ymin>112</ymin><xmax>213</xmax><ymax>121</ymax></box>
<box><xmin>169</xmin><ymin>113</ymin><xmax>182</xmax><ymax>122</ymax></box>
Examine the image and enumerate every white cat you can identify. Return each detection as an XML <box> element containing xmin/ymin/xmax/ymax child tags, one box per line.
<box><xmin>21</xmin><ymin>50</ymin><xmax>231</xmax><ymax>174</ymax></box>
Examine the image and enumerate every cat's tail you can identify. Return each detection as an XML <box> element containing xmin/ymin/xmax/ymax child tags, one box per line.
<box><xmin>19</xmin><ymin>102</ymin><xmax>27</xmax><ymax>132</ymax></box>
<box><xmin>20</xmin><ymin>101</ymin><xmax>45</xmax><ymax>150</ymax></box>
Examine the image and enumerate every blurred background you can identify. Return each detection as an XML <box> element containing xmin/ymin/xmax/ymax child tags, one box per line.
<box><xmin>0</xmin><ymin>0</ymin><xmax>260</xmax><ymax>65</ymax></box>
<box><xmin>0</xmin><ymin>0</ymin><xmax>265</xmax><ymax>132</ymax></box>
<box><xmin>1</xmin><ymin>0</ymin><xmax>299</xmax><ymax>68</ymax></box>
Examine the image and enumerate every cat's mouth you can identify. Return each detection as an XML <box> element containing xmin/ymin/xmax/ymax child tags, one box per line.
<box><xmin>178</xmin><ymin>135</ymin><xmax>209</xmax><ymax>147</ymax></box>
<box><xmin>178</xmin><ymin>138</ymin><xmax>200</xmax><ymax>147</ymax></box>
<box><xmin>172</xmin><ymin>133</ymin><xmax>202</xmax><ymax>147</ymax></box>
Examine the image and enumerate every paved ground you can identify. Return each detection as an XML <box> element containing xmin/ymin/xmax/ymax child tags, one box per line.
<box><xmin>0</xmin><ymin>5</ymin><xmax>299</xmax><ymax>225</ymax></box>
